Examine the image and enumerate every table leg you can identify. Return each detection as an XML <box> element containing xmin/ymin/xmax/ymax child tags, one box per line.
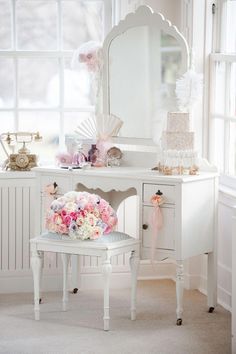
<box><xmin>129</xmin><ymin>250</ymin><xmax>139</xmax><ymax>320</ymax></box>
<box><xmin>207</xmin><ymin>251</ymin><xmax>217</xmax><ymax>312</ymax></box>
<box><xmin>61</xmin><ymin>253</ymin><xmax>71</xmax><ymax>311</ymax></box>
<box><xmin>176</xmin><ymin>260</ymin><xmax>184</xmax><ymax>325</ymax></box>
<box><xmin>31</xmin><ymin>250</ymin><xmax>43</xmax><ymax>320</ymax></box>
<box><xmin>102</xmin><ymin>257</ymin><xmax>112</xmax><ymax>331</ymax></box>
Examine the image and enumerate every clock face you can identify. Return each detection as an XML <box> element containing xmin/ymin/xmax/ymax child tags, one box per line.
<box><xmin>15</xmin><ymin>154</ymin><xmax>29</xmax><ymax>168</ymax></box>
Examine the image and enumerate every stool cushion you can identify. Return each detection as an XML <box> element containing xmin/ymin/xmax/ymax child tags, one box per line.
<box><xmin>40</xmin><ymin>231</ymin><xmax>134</xmax><ymax>243</ymax></box>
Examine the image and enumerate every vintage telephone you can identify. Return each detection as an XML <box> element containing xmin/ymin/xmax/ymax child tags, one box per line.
<box><xmin>0</xmin><ymin>132</ymin><xmax>42</xmax><ymax>171</ymax></box>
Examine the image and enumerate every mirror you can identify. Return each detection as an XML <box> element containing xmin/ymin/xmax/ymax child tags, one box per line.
<box><xmin>102</xmin><ymin>6</ymin><xmax>189</xmax><ymax>143</ymax></box>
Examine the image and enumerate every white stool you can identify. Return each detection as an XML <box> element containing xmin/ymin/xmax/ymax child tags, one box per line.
<box><xmin>30</xmin><ymin>231</ymin><xmax>140</xmax><ymax>331</ymax></box>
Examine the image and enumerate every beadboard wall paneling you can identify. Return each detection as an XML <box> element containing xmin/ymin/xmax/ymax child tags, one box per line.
<box><xmin>0</xmin><ymin>178</ymin><xmax>35</xmax><ymax>274</ymax></box>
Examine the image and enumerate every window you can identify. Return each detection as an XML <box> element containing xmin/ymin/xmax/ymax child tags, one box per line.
<box><xmin>209</xmin><ymin>0</ymin><xmax>236</xmax><ymax>181</ymax></box>
<box><xmin>0</xmin><ymin>0</ymin><xmax>112</xmax><ymax>163</ymax></box>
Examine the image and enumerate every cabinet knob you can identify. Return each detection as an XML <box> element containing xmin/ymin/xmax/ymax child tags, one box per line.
<box><xmin>142</xmin><ymin>224</ymin><xmax>148</xmax><ymax>230</ymax></box>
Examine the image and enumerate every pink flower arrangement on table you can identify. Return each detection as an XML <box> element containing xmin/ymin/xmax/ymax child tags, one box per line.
<box><xmin>46</xmin><ymin>191</ymin><xmax>117</xmax><ymax>240</ymax></box>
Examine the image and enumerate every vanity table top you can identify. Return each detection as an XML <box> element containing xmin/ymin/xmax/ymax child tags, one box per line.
<box><xmin>33</xmin><ymin>166</ymin><xmax>218</xmax><ymax>184</ymax></box>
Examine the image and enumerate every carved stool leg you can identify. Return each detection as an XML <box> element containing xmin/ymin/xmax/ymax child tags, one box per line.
<box><xmin>129</xmin><ymin>250</ymin><xmax>139</xmax><ymax>320</ymax></box>
<box><xmin>71</xmin><ymin>255</ymin><xmax>80</xmax><ymax>294</ymax></box>
<box><xmin>31</xmin><ymin>250</ymin><xmax>43</xmax><ymax>320</ymax></box>
<box><xmin>176</xmin><ymin>260</ymin><xmax>184</xmax><ymax>325</ymax></box>
<box><xmin>102</xmin><ymin>256</ymin><xmax>112</xmax><ymax>331</ymax></box>
<box><xmin>61</xmin><ymin>253</ymin><xmax>71</xmax><ymax>311</ymax></box>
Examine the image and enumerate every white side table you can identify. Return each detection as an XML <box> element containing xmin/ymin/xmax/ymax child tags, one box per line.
<box><xmin>30</xmin><ymin>232</ymin><xmax>140</xmax><ymax>331</ymax></box>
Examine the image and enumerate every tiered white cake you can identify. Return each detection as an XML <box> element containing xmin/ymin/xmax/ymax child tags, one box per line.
<box><xmin>162</xmin><ymin>112</ymin><xmax>194</xmax><ymax>150</ymax></box>
<box><xmin>160</xmin><ymin>112</ymin><xmax>198</xmax><ymax>175</ymax></box>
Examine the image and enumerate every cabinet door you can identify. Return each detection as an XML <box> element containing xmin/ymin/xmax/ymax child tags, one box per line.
<box><xmin>142</xmin><ymin>205</ymin><xmax>175</xmax><ymax>250</ymax></box>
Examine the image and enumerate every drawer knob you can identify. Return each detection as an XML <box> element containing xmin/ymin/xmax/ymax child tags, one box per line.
<box><xmin>142</xmin><ymin>224</ymin><xmax>148</xmax><ymax>230</ymax></box>
<box><xmin>155</xmin><ymin>190</ymin><xmax>163</xmax><ymax>196</ymax></box>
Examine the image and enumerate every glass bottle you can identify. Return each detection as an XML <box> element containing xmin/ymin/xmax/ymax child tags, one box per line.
<box><xmin>72</xmin><ymin>145</ymin><xmax>87</xmax><ymax>167</ymax></box>
<box><xmin>88</xmin><ymin>144</ymin><xmax>99</xmax><ymax>166</ymax></box>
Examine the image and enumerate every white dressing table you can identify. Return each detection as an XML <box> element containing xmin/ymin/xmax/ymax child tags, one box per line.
<box><xmin>33</xmin><ymin>166</ymin><xmax>218</xmax><ymax>325</ymax></box>
<box><xmin>32</xmin><ymin>5</ymin><xmax>218</xmax><ymax>326</ymax></box>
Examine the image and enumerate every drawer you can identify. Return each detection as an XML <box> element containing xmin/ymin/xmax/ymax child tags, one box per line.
<box><xmin>143</xmin><ymin>183</ymin><xmax>175</xmax><ymax>204</ymax></box>
<box><xmin>40</xmin><ymin>175</ymin><xmax>71</xmax><ymax>196</ymax></box>
<box><xmin>142</xmin><ymin>206</ymin><xmax>175</xmax><ymax>250</ymax></box>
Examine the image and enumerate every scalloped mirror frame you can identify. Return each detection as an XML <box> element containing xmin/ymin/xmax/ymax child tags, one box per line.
<box><xmin>101</xmin><ymin>5</ymin><xmax>190</xmax><ymax>148</ymax></box>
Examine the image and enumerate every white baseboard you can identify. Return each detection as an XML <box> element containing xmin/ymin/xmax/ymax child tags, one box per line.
<box><xmin>0</xmin><ymin>262</ymin><xmax>176</xmax><ymax>294</ymax></box>
<box><xmin>198</xmin><ymin>274</ymin><xmax>232</xmax><ymax>312</ymax></box>
<box><xmin>183</xmin><ymin>273</ymin><xmax>201</xmax><ymax>290</ymax></box>
<box><xmin>1</xmin><ymin>262</ymin><xmax>232</xmax><ymax>314</ymax></box>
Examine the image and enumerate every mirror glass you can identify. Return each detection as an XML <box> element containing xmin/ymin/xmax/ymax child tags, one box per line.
<box><xmin>104</xmin><ymin>7</ymin><xmax>188</xmax><ymax>143</ymax></box>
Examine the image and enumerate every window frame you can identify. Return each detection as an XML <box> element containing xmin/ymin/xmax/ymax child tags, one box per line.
<box><xmin>0</xmin><ymin>0</ymin><xmax>112</xmax><ymax>159</ymax></box>
<box><xmin>209</xmin><ymin>0</ymin><xmax>236</xmax><ymax>188</ymax></box>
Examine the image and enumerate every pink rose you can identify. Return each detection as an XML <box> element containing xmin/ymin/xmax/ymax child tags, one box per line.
<box><xmin>63</xmin><ymin>215</ymin><xmax>72</xmax><ymax>226</ymax></box>
<box><xmin>57</xmin><ymin>223</ymin><xmax>68</xmax><ymax>234</ymax></box>
<box><xmin>70</xmin><ymin>211</ymin><xmax>78</xmax><ymax>220</ymax></box>
<box><xmin>104</xmin><ymin>225</ymin><xmax>112</xmax><ymax>234</ymax></box>
<box><xmin>61</xmin><ymin>209</ymin><xmax>67</xmax><ymax>217</ymax></box>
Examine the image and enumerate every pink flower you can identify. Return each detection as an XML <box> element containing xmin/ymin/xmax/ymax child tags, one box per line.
<box><xmin>57</xmin><ymin>224</ymin><xmax>68</xmax><ymax>234</ymax></box>
<box><xmin>76</xmin><ymin>216</ymin><xmax>84</xmax><ymax>226</ymax></box>
<box><xmin>70</xmin><ymin>211</ymin><xmax>78</xmax><ymax>220</ymax></box>
<box><xmin>63</xmin><ymin>215</ymin><xmax>72</xmax><ymax>226</ymax></box>
<box><xmin>85</xmin><ymin>202</ymin><xmax>94</xmax><ymax>212</ymax></box>
<box><xmin>104</xmin><ymin>225</ymin><xmax>112</xmax><ymax>234</ymax></box>
<box><xmin>61</xmin><ymin>209</ymin><xmax>67</xmax><ymax>217</ymax></box>
<box><xmin>90</xmin><ymin>227</ymin><xmax>103</xmax><ymax>240</ymax></box>
<box><xmin>101</xmin><ymin>211</ymin><xmax>110</xmax><ymax>223</ymax></box>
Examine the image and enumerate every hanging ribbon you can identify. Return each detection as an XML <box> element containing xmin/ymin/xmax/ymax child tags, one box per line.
<box><xmin>149</xmin><ymin>191</ymin><xmax>165</xmax><ymax>267</ymax></box>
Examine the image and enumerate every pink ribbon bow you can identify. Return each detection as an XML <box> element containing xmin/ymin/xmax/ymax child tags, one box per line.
<box><xmin>149</xmin><ymin>194</ymin><xmax>164</xmax><ymax>265</ymax></box>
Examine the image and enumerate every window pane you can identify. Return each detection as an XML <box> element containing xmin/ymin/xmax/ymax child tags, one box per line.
<box><xmin>64</xmin><ymin>58</ymin><xmax>93</xmax><ymax>108</ymax></box>
<box><xmin>230</xmin><ymin>62</ymin><xmax>236</xmax><ymax>117</ymax></box>
<box><xmin>18</xmin><ymin>112</ymin><xmax>60</xmax><ymax>163</ymax></box>
<box><xmin>0</xmin><ymin>0</ymin><xmax>12</xmax><ymax>49</ymax></box>
<box><xmin>16</xmin><ymin>0</ymin><xmax>57</xmax><ymax>50</ymax></box>
<box><xmin>229</xmin><ymin>121</ymin><xmax>236</xmax><ymax>175</ymax></box>
<box><xmin>62</xmin><ymin>0</ymin><xmax>104</xmax><ymax>50</ymax></box>
<box><xmin>0</xmin><ymin>58</ymin><xmax>14</xmax><ymax>108</ymax></box>
<box><xmin>18</xmin><ymin>58</ymin><xmax>59</xmax><ymax>108</ymax></box>
<box><xmin>226</xmin><ymin>0</ymin><xmax>236</xmax><ymax>53</ymax></box>
<box><xmin>64</xmin><ymin>111</ymin><xmax>94</xmax><ymax>136</ymax></box>
<box><xmin>213</xmin><ymin>118</ymin><xmax>225</xmax><ymax>172</ymax></box>
<box><xmin>0</xmin><ymin>112</ymin><xmax>15</xmax><ymax>164</ymax></box>
<box><xmin>214</xmin><ymin>62</ymin><xmax>226</xmax><ymax>115</ymax></box>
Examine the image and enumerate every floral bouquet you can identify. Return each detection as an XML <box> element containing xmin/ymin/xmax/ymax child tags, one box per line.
<box><xmin>46</xmin><ymin>191</ymin><xmax>117</xmax><ymax>240</ymax></box>
<box><xmin>71</xmin><ymin>41</ymin><xmax>102</xmax><ymax>74</ymax></box>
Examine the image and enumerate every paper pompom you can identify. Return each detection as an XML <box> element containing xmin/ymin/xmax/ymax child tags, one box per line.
<box><xmin>175</xmin><ymin>69</ymin><xmax>203</xmax><ymax>111</ymax></box>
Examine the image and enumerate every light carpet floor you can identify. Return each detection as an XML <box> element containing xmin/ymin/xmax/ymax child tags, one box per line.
<box><xmin>0</xmin><ymin>279</ymin><xmax>231</xmax><ymax>354</ymax></box>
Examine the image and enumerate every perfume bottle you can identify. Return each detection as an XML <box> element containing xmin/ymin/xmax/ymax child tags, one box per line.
<box><xmin>72</xmin><ymin>144</ymin><xmax>87</xmax><ymax>166</ymax></box>
<box><xmin>88</xmin><ymin>144</ymin><xmax>99</xmax><ymax>166</ymax></box>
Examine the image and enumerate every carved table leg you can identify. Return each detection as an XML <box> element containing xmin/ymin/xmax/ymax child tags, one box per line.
<box><xmin>207</xmin><ymin>251</ymin><xmax>217</xmax><ymax>313</ymax></box>
<box><xmin>102</xmin><ymin>256</ymin><xmax>112</xmax><ymax>331</ymax></box>
<box><xmin>176</xmin><ymin>260</ymin><xmax>184</xmax><ymax>325</ymax></box>
<box><xmin>31</xmin><ymin>250</ymin><xmax>43</xmax><ymax>320</ymax></box>
<box><xmin>129</xmin><ymin>250</ymin><xmax>139</xmax><ymax>320</ymax></box>
<box><xmin>61</xmin><ymin>253</ymin><xmax>71</xmax><ymax>311</ymax></box>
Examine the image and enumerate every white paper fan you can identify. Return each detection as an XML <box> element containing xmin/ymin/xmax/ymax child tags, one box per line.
<box><xmin>75</xmin><ymin>114</ymin><xmax>123</xmax><ymax>140</ymax></box>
